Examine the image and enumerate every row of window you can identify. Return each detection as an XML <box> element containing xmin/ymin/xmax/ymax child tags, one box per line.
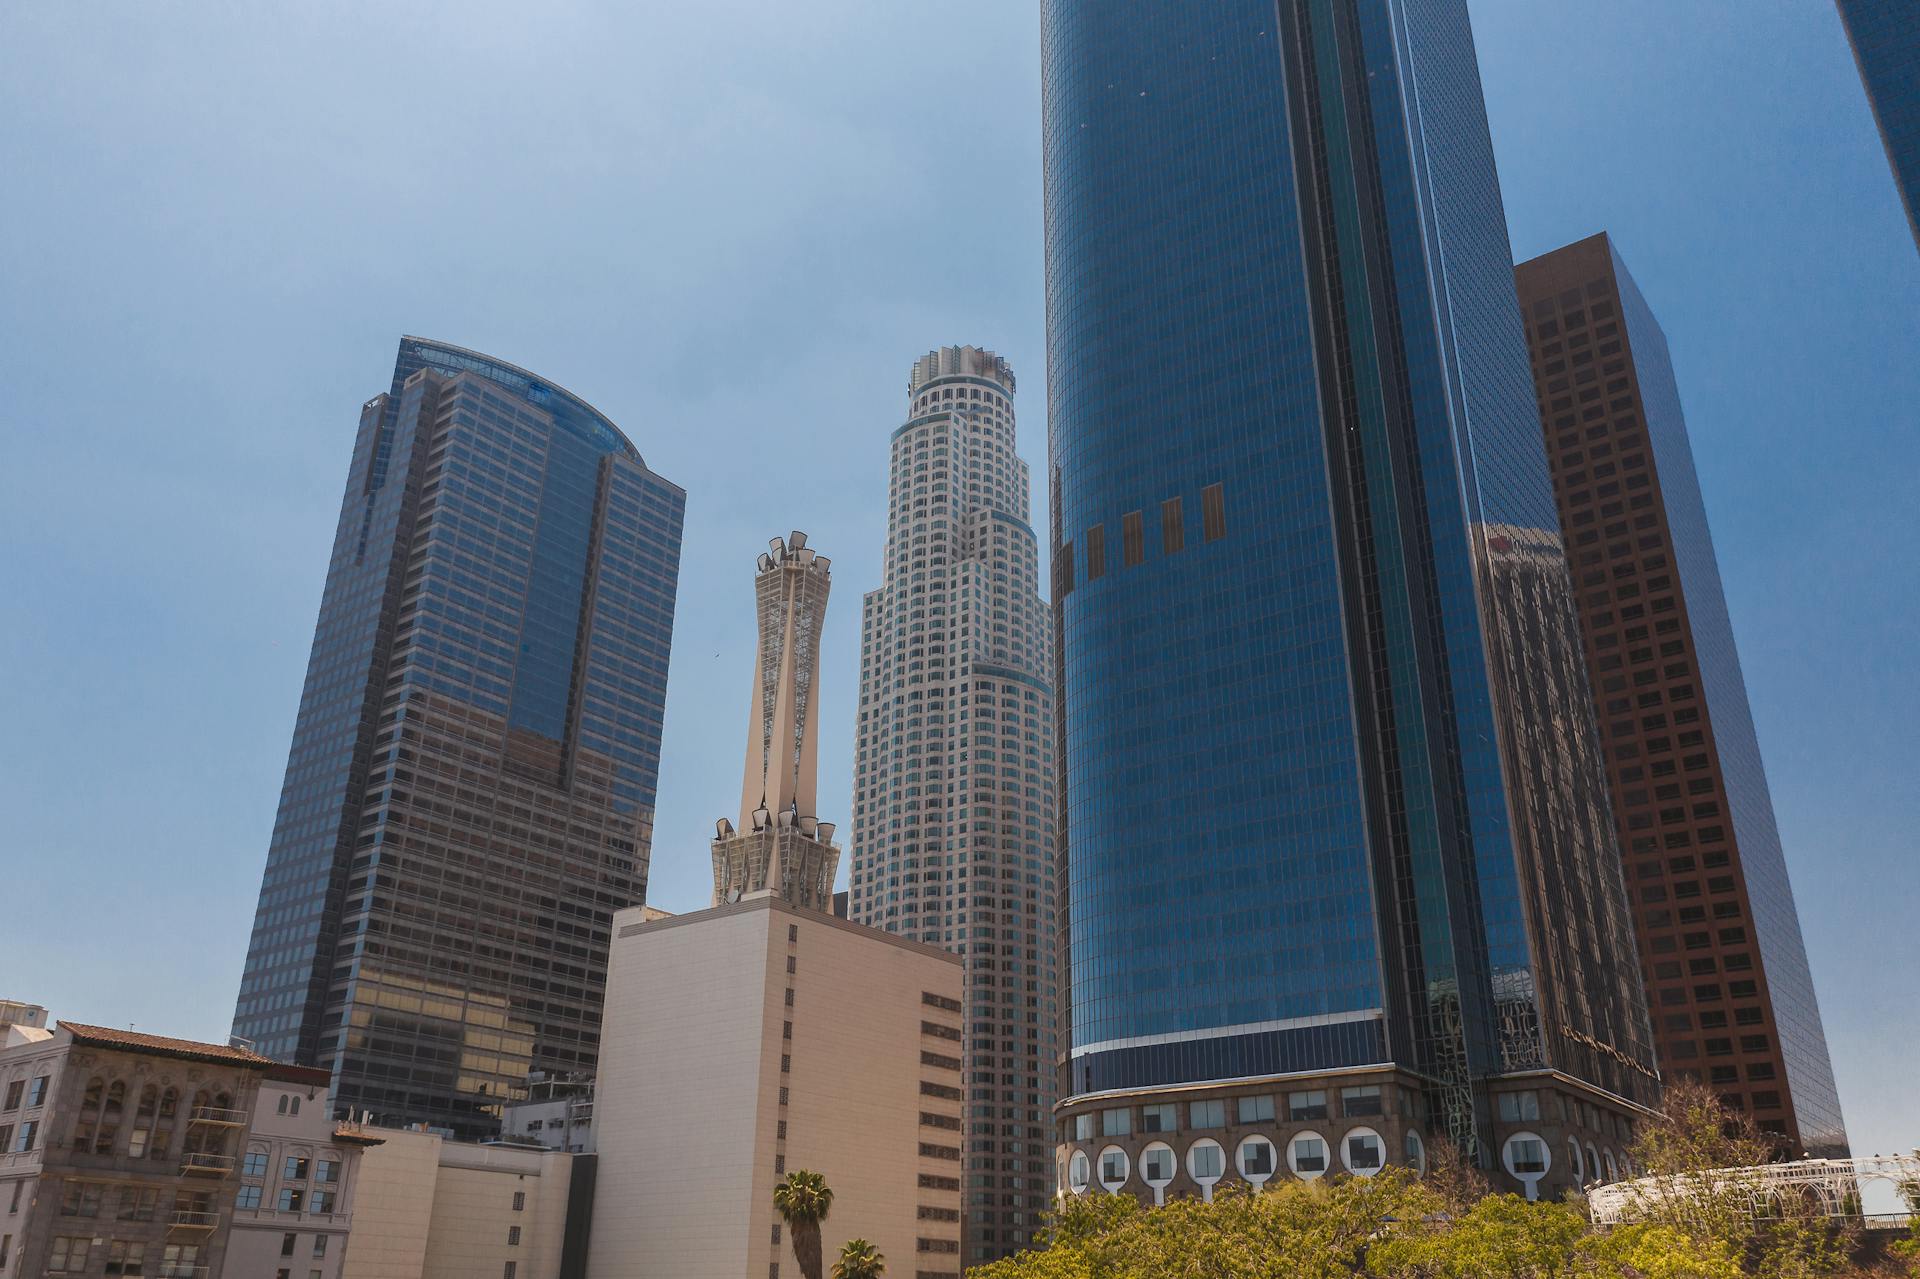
<box><xmin>1066</xmin><ymin>1127</ymin><xmax>1408</xmax><ymax>1195</ymax></box>
<box><xmin>1070</xmin><ymin>1085</ymin><xmax>1386</xmax><ymax>1141</ymax></box>
<box><xmin>1062</xmin><ymin>483</ymin><xmax>1227</xmax><ymax>591</ymax></box>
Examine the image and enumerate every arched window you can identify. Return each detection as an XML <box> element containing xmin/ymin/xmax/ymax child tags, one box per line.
<box><xmin>129</xmin><ymin>1085</ymin><xmax>159</xmax><ymax>1158</ymax></box>
<box><xmin>150</xmin><ymin>1089</ymin><xmax>178</xmax><ymax>1161</ymax></box>
<box><xmin>276</xmin><ymin>1095</ymin><xmax>289</xmax><ymax>1116</ymax></box>
<box><xmin>71</xmin><ymin>1077</ymin><xmax>106</xmax><ymax>1152</ymax></box>
<box><xmin>289</xmin><ymin>1096</ymin><xmax>300</xmax><ymax>1117</ymax></box>
<box><xmin>96</xmin><ymin>1081</ymin><xmax>126</xmax><ymax>1153</ymax></box>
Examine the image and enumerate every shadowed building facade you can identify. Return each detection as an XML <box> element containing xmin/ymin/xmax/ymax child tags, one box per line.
<box><xmin>847</xmin><ymin>347</ymin><xmax>1059</xmax><ymax>1261</ymax></box>
<box><xmin>232</xmin><ymin>338</ymin><xmax>684</xmax><ymax>1137</ymax></box>
<box><xmin>1044</xmin><ymin>0</ymin><xmax>1656</xmax><ymax>1202</ymax></box>
<box><xmin>1516</xmin><ymin>233</ymin><xmax>1849</xmax><ymax>1157</ymax></box>
<box><xmin>1837</xmin><ymin>0</ymin><xmax>1920</xmax><ymax>250</ymax></box>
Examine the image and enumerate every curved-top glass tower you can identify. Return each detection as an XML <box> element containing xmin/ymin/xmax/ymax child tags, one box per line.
<box><xmin>1045</xmin><ymin>0</ymin><xmax>1655</xmax><ymax>1201</ymax></box>
<box><xmin>233</xmin><ymin>337</ymin><xmax>684</xmax><ymax>1136</ymax></box>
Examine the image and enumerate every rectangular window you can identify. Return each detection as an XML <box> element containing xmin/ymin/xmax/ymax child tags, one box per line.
<box><xmin>1510</xmin><ymin>1139</ymin><xmax>1547</xmax><ymax>1174</ymax></box>
<box><xmin>1121</xmin><ymin>511</ymin><xmax>1144</xmax><ymax>566</ymax></box>
<box><xmin>1139</xmin><ymin>1103</ymin><xmax>1176</xmax><ymax>1133</ymax></box>
<box><xmin>2</xmin><ymin>1081</ymin><xmax>20</xmax><ymax>1110</ymax></box>
<box><xmin>1072</xmin><ymin>1114</ymin><xmax>1093</xmax><ymax>1141</ymax></box>
<box><xmin>278</xmin><ymin>1189</ymin><xmax>304</xmax><ymax>1212</ymax></box>
<box><xmin>0</xmin><ymin>1234</ymin><xmax>9</xmax><ymax>1269</ymax></box>
<box><xmin>236</xmin><ymin>1186</ymin><xmax>263</xmax><ymax>1210</ymax></box>
<box><xmin>1161</xmin><ymin>497</ymin><xmax>1184</xmax><ymax>554</ymax></box>
<box><xmin>505</xmin><ymin>1265</ymin><xmax>517</xmax><ymax>1279</ymax></box>
<box><xmin>1188</xmin><ymin>1099</ymin><xmax>1225</xmax><ymax>1129</ymax></box>
<box><xmin>1236</xmin><ymin>1095</ymin><xmax>1275</xmax><ymax>1124</ymax></box>
<box><xmin>513</xmin><ymin>1191</ymin><xmax>526</xmax><ymax>1211</ymax></box>
<box><xmin>1496</xmin><ymin>1091</ymin><xmax>1540</xmax><ymax>1122</ymax></box>
<box><xmin>1100</xmin><ymin>1107</ymin><xmax>1130</xmax><ymax>1137</ymax></box>
<box><xmin>1288</xmin><ymin>1090</ymin><xmax>1328</xmax><ymax>1121</ymax></box>
<box><xmin>310</xmin><ymin>1191</ymin><xmax>335</xmax><ymax>1214</ymax></box>
<box><xmin>1086</xmin><ymin>524</ymin><xmax>1106</xmax><ymax>580</ymax></box>
<box><xmin>508</xmin><ymin>1226</ymin><xmax>521</xmax><ymax>1246</ymax></box>
<box><xmin>243</xmin><ymin>1151</ymin><xmax>269</xmax><ymax>1177</ymax></box>
<box><xmin>104</xmin><ymin>1240</ymin><xmax>146</xmax><ymax>1276</ymax></box>
<box><xmin>1292</xmin><ymin>1136</ymin><xmax>1326</xmax><ymax>1172</ymax></box>
<box><xmin>282</xmin><ymin>1233</ymin><xmax>297</xmax><ymax>1257</ymax></box>
<box><xmin>13</xmin><ymin>1121</ymin><xmax>36</xmax><ymax>1152</ymax></box>
<box><xmin>315</xmin><ymin>1159</ymin><xmax>339</xmax><ymax>1184</ymax></box>
<box><xmin>1202</xmin><ymin>483</ymin><xmax>1226</xmax><ymax>542</ymax></box>
<box><xmin>48</xmin><ymin>1236</ymin><xmax>89</xmax><ymax>1273</ymax></box>
<box><xmin>25</xmin><ymin>1078</ymin><xmax>48</xmax><ymax>1108</ymax></box>
<box><xmin>1340</xmin><ymin>1085</ymin><xmax>1382</xmax><ymax>1117</ymax></box>
<box><xmin>284</xmin><ymin>1156</ymin><xmax>311</xmax><ymax>1181</ymax></box>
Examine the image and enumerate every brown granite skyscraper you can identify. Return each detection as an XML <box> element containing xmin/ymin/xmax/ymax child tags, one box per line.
<box><xmin>1514</xmin><ymin>234</ymin><xmax>1848</xmax><ymax>1157</ymax></box>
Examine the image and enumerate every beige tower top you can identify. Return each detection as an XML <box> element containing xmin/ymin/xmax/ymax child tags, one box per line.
<box><xmin>738</xmin><ymin>530</ymin><xmax>831</xmax><ymax>828</ymax></box>
<box><xmin>713</xmin><ymin>533</ymin><xmax>839</xmax><ymax>910</ymax></box>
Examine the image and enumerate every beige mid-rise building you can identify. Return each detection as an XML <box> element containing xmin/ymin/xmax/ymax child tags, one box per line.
<box><xmin>588</xmin><ymin>895</ymin><xmax>964</xmax><ymax>1279</ymax></box>
<box><xmin>339</xmin><ymin>1128</ymin><xmax>581</xmax><ymax>1279</ymax></box>
<box><xmin>227</xmin><ymin>1064</ymin><xmax>379</xmax><ymax>1279</ymax></box>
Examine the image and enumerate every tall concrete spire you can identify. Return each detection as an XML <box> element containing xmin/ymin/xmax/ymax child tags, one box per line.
<box><xmin>713</xmin><ymin>531</ymin><xmax>839</xmax><ymax>911</ymax></box>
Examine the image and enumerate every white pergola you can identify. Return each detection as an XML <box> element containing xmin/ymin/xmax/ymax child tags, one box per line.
<box><xmin>1587</xmin><ymin>1153</ymin><xmax>1920</xmax><ymax>1227</ymax></box>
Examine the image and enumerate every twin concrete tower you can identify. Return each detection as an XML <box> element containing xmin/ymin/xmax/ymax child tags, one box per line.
<box><xmin>711</xmin><ymin>531</ymin><xmax>840</xmax><ymax>911</ymax></box>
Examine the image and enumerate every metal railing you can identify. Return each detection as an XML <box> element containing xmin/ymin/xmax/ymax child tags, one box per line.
<box><xmin>187</xmin><ymin>1105</ymin><xmax>249</xmax><ymax>1126</ymax></box>
<box><xmin>168</xmin><ymin>1209</ymin><xmax>218</xmax><ymax>1231</ymax></box>
<box><xmin>178</xmin><ymin>1151</ymin><xmax>235</xmax><ymax>1176</ymax></box>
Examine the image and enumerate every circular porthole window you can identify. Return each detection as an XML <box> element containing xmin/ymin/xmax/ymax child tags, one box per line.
<box><xmin>1140</xmin><ymin>1141</ymin><xmax>1176</xmax><ymax>1204</ymax></box>
<box><xmin>1098</xmin><ymin>1145</ymin><xmax>1131</xmax><ymax>1194</ymax></box>
<box><xmin>1068</xmin><ymin>1149</ymin><xmax>1091</xmax><ymax>1195</ymax></box>
<box><xmin>1186</xmin><ymin>1138</ymin><xmax>1225</xmax><ymax>1199</ymax></box>
<box><xmin>1404</xmin><ymin>1128</ymin><xmax>1427</xmax><ymax>1175</ymax></box>
<box><xmin>1568</xmin><ymin>1137</ymin><xmax>1586</xmax><ymax>1184</ymax></box>
<box><xmin>1502</xmin><ymin>1131</ymin><xmax>1551</xmax><ymax>1199</ymax></box>
<box><xmin>1342</xmin><ymin>1127</ymin><xmax>1385</xmax><ymax>1177</ymax></box>
<box><xmin>1236</xmin><ymin>1134</ymin><xmax>1278</xmax><ymax>1188</ymax></box>
<box><xmin>1288</xmin><ymin>1131</ymin><xmax>1329</xmax><ymax>1180</ymax></box>
<box><xmin>1602</xmin><ymin>1149</ymin><xmax>1619</xmax><ymax>1184</ymax></box>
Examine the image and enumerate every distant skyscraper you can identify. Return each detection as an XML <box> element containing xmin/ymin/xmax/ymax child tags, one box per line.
<box><xmin>1044</xmin><ymin>0</ymin><xmax>1655</xmax><ymax>1201</ymax></box>
<box><xmin>711</xmin><ymin>532</ymin><xmax>840</xmax><ymax>912</ymax></box>
<box><xmin>848</xmin><ymin>347</ymin><xmax>1058</xmax><ymax>1261</ymax></box>
<box><xmin>1516</xmin><ymin>233</ymin><xmax>1850</xmax><ymax>1158</ymax></box>
<box><xmin>233</xmin><ymin>337</ymin><xmax>684</xmax><ymax>1137</ymax></box>
<box><xmin>1837</xmin><ymin>0</ymin><xmax>1920</xmax><ymax>250</ymax></box>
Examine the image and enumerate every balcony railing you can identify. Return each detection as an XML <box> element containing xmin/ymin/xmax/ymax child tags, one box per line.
<box><xmin>179</xmin><ymin>1151</ymin><xmax>235</xmax><ymax>1176</ymax></box>
<box><xmin>168</xmin><ymin>1209</ymin><xmax>218</xmax><ymax>1232</ymax></box>
<box><xmin>187</xmin><ymin>1105</ymin><xmax>249</xmax><ymax>1127</ymax></box>
<box><xmin>156</xmin><ymin>1265</ymin><xmax>210</xmax><ymax>1279</ymax></box>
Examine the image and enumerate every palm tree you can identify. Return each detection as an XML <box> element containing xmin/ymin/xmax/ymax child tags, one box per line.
<box><xmin>832</xmin><ymin>1238</ymin><xmax>885</xmax><ymax>1279</ymax></box>
<box><xmin>773</xmin><ymin>1169</ymin><xmax>835</xmax><ymax>1279</ymax></box>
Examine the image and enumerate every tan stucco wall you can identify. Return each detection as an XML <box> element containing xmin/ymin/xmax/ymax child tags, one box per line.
<box><xmin>588</xmin><ymin>896</ymin><xmax>962</xmax><ymax>1279</ymax></box>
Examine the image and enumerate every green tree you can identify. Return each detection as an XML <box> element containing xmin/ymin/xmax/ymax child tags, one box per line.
<box><xmin>1621</xmin><ymin>1081</ymin><xmax>1851</xmax><ymax>1279</ymax></box>
<box><xmin>832</xmin><ymin>1237</ymin><xmax>886</xmax><ymax>1279</ymax></box>
<box><xmin>774</xmin><ymin>1169</ymin><xmax>835</xmax><ymax>1279</ymax></box>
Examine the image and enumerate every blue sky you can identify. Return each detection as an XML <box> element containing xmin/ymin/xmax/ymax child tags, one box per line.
<box><xmin>2</xmin><ymin>1</ymin><xmax>1913</xmax><ymax>1157</ymax></box>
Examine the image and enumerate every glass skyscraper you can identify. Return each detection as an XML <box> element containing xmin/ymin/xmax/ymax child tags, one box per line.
<box><xmin>233</xmin><ymin>338</ymin><xmax>684</xmax><ymax>1136</ymax></box>
<box><xmin>1517</xmin><ymin>233</ymin><xmax>1849</xmax><ymax>1158</ymax></box>
<box><xmin>848</xmin><ymin>347</ymin><xmax>1058</xmax><ymax>1261</ymax></box>
<box><xmin>1044</xmin><ymin>0</ymin><xmax>1656</xmax><ymax>1201</ymax></box>
<box><xmin>1838</xmin><ymin>0</ymin><xmax>1920</xmax><ymax>251</ymax></box>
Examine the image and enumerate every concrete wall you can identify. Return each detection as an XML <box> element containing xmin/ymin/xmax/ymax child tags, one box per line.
<box><xmin>338</xmin><ymin>1129</ymin><xmax>574</xmax><ymax>1279</ymax></box>
<box><xmin>588</xmin><ymin>895</ymin><xmax>962</xmax><ymax>1279</ymax></box>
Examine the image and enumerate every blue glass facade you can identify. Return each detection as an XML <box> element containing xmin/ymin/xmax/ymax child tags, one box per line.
<box><xmin>1045</xmin><ymin>0</ymin><xmax>1655</xmax><ymax>1160</ymax></box>
<box><xmin>233</xmin><ymin>339</ymin><xmax>683</xmax><ymax>1135</ymax></box>
<box><xmin>1839</xmin><ymin>0</ymin><xmax>1920</xmax><ymax>250</ymax></box>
